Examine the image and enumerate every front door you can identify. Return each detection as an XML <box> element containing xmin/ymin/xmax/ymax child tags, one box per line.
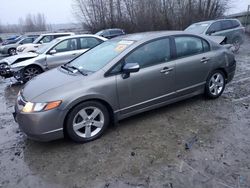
<box><xmin>46</xmin><ymin>38</ymin><xmax>80</xmax><ymax>69</ymax></box>
<box><xmin>115</xmin><ymin>38</ymin><xmax>176</xmax><ymax>115</ymax></box>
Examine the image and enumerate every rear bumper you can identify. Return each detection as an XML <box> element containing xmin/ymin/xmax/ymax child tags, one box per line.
<box><xmin>225</xmin><ymin>61</ymin><xmax>236</xmax><ymax>83</ymax></box>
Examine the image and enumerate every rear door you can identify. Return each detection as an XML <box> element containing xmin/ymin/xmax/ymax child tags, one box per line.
<box><xmin>46</xmin><ymin>38</ymin><xmax>79</xmax><ymax>69</ymax></box>
<box><xmin>173</xmin><ymin>35</ymin><xmax>213</xmax><ymax>96</ymax></box>
<box><xmin>115</xmin><ymin>37</ymin><xmax>176</xmax><ymax>115</ymax></box>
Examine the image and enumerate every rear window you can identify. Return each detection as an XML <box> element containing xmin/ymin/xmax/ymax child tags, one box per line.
<box><xmin>110</xmin><ymin>30</ymin><xmax>122</xmax><ymax>35</ymax></box>
<box><xmin>221</xmin><ymin>20</ymin><xmax>233</xmax><ymax>30</ymax></box>
<box><xmin>231</xmin><ymin>20</ymin><xmax>240</xmax><ymax>28</ymax></box>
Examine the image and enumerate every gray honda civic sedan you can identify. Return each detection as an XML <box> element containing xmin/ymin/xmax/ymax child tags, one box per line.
<box><xmin>14</xmin><ymin>31</ymin><xmax>236</xmax><ymax>142</ymax></box>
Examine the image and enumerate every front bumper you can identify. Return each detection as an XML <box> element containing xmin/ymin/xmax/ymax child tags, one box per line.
<box><xmin>14</xmin><ymin>100</ymin><xmax>65</xmax><ymax>142</ymax></box>
<box><xmin>0</xmin><ymin>64</ymin><xmax>13</xmax><ymax>78</ymax></box>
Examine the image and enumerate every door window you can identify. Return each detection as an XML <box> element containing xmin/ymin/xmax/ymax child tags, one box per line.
<box><xmin>174</xmin><ymin>36</ymin><xmax>209</xmax><ymax>58</ymax></box>
<box><xmin>80</xmin><ymin>37</ymin><xmax>102</xmax><ymax>49</ymax></box>
<box><xmin>40</xmin><ymin>36</ymin><xmax>53</xmax><ymax>43</ymax></box>
<box><xmin>124</xmin><ymin>38</ymin><xmax>171</xmax><ymax>68</ymax></box>
<box><xmin>53</xmin><ymin>39</ymin><xmax>78</xmax><ymax>53</ymax></box>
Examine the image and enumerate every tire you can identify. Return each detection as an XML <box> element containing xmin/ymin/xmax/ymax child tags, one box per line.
<box><xmin>232</xmin><ymin>37</ymin><xmax>241</xmax><ymax>53</ymax></box>
<box><xmin>22</xmin><ymin>66</ymin><xmax>43</xmax><ymax>83</ymax></box>
<box><xmin>205</xmin><ymin>70</ymin><xmax>226</xmax><ymax>99</ymax></box>
<box><xmin>65</xmin><ymin>101</ymin><xmax>110</xmax><ymax>143</ymax></box>
<box><xmin>8</xmin><ymin>48</ymin><xmax>16</xmax><ymax>56</ymax></box>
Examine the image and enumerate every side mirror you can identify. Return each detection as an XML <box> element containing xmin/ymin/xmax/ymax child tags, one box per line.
<box><xmin>49</xmin><ymin>49</ymin><xmax>57</xmax><ymax>55</ymax></box>
<box><xmin>122</xmin><ymin>63</ymin><xmax>140</xmax><ymax>79</ymax></box>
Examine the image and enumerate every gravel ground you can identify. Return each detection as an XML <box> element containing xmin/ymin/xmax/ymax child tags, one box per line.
<box><xmin>0</xmin><ymin>37</ymin><xmax>249</xmax><ymax>188</ymax></box>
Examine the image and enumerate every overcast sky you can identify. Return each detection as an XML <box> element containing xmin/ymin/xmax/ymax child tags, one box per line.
<box><xmin>0</xmin><ymin>0</ymin><xmax>250</xmax><ymax>25</ymax></box>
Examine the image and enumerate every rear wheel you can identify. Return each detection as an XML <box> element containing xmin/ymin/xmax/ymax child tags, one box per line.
<box><xmin>66</xmin><ymin>101</ymin><xmax>110</xmax><ymax>143</ymax></box>
<box><xmin>205</xmin><ymin>70</ymin><xmax>226</xmax><ymax>99</ymax></box>
<box><xmin>232</xmin><ymin>37</ymin><xmax>241</xmax><ymax>53</ymax></box>
<box><xmin>22</xmin><ymin>66</ymin><xmax>42</xmax><ymax>82</ymax></box>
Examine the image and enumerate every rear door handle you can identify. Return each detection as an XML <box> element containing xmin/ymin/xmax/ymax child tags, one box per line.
<box><xmin>201</xmin><ymin>57</ymin><xmax>210</xmax><ymax>63</ymax></box>
<box><xmin>160</xmin><ymin>67</ymin><xmax>174</xmax><ymax>74</ymax></box>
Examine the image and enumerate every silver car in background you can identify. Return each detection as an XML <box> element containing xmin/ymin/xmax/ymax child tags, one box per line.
<box><xmin>14</xmin><ymin>31</ymin><xmax>236</xmax><ymax>143</ymax></box>
<box><xmin>16</xmin><ymin>32</ymin><xmax>75</xmax><ymax>54</ymax></box>
<box><xmin>0</xmin><ymin>36</ymin><xmax>37</xmax><ymax>56</ymax></box>
<box><xmin>0</xmin><ymin>35</ymin><xmax>107</xmax><ymax>82</ymax></box>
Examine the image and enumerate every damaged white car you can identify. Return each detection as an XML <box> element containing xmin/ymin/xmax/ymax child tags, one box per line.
<box><xmin>0</xmin><ymin>35</ymin><xmax>107</xmax><ymax>82</ymax></box>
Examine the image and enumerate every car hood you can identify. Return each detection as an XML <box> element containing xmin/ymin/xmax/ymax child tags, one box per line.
<box><xmin>22</xmin><ymin>68</ymin><xmax>83</xmax><ymax>102</ymax></box>
<box><xmin>11</xmin><ymin>54</ymin><xmax>46</xmax><ymax>68</ymax></box>
<box><xmin>0</xmin><ymin>52</ymin><xmax>38</xmax><ymax>65</ymax></box>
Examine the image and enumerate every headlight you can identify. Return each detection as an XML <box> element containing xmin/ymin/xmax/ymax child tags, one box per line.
<box><xmin>22</xmin><ymin>100</ymin><xmax>62</xmax><ymax>113</ymax></box>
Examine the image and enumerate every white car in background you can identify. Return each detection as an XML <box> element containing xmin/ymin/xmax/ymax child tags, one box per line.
<box><xmin>16</xmin><ymin>32</ymin><xmax>75</xmax><ymax>54</ymax></box>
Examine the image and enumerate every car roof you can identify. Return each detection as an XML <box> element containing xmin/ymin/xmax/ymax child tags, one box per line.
<box><xmin>40</xmin><ymin>32</ymin><xmax>74</xmax><ymax>36</ymax></box>
<box><xmin>192</xmin><ymin>18</ymin><xmax>240</xmax><ymax>25</ymax></box>
<box><xmin>55</xmin><ymin>34</ymin><xmax>107</xmax><ymax>41</ymax></box>
<box><xmin>114</xmin><ymin>31</ymin><xmax>199</xmax><ymax>42</ymax></box>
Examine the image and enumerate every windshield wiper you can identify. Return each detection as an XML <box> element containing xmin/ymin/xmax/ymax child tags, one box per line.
<box><xmin>66</xmin><ymin>65</ymin><xmax>87</xmax><ymax>76</ymax></box>
<box><xmin>61</xmin><ymin>64</ymin><xmax>74</xmax><ymax>73</ymax></box>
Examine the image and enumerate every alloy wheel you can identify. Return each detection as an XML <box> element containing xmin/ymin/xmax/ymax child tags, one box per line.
<box><xmin>209</xmin><ymin>73</ymin><xmax>224</xmax><ymax>96</ymax></box>
<box><xmin>72</xmin><ymin>107</ymin><xmax>105</xmax><ymax>138</ymax></box>
<box><xmin>23</xmin><ymin>67</ymin><xmax>41</xmax><ymax>81</ymax></box>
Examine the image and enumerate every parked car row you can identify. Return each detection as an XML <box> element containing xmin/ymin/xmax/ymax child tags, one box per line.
<box><xmin>0</xmin><ymin>34</ymin><xmax>107</xmax><ymax>82</ymax></box>
<box><xmin>12</xmin><ymin>31</ymin><xmax>236</xmax><ymax>143</ymax></box>
<box><xmin>0</xmin><ymin>33</ymin><xmax>74</xmax><ymax>56</ymax></box>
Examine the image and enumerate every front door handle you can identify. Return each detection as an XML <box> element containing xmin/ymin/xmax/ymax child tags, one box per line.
<box><xmin>201</xmin><ymin>57</ymin><xmax>210</xmax><ymax>63</ymax></box>
<box><xmin>160</xmin><ymin>67</ymin><xmax>174</xmax><ymax>74</ymax></box>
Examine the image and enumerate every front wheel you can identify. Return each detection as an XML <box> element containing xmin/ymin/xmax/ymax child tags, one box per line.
<box><xmin>8</xmin><ymin>48</ymin><xmax>16</xmax><ymax>56</ymax></box>
<box><xmin>65</xmin><ymin>101</ymin><xmax>110</xmax><ymax>143</ymax></box>
<box><xmin>205</xmin><ymin>70</ymin><xmax>226</xmax><ymax>99</ymax></box>
<box><xmin>22</xmin><ymin>66</ymin><xmax>42</xmax><ymax>82</ymax></box>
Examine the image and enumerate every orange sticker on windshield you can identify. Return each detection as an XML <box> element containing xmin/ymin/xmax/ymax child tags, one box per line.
<box><xmin>115</xmin><ymin>44</ymin><xmax>128</xmax><ymax>52</ymax></box>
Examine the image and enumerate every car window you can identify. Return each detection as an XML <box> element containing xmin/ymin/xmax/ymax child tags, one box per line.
<box><xmin>80</xmin><ymin>37</ymin><xmax>102</xmax><ymax>49</ymax></box>
<box><xmin>53</xmin><ymin>34</ymin><xmax>69</xmax><ymax>39</ymax></box>
<box><xmin>53</xmin><ymin>39</ymin><xmax>78</xmax><ymax>53</ymax></box>
<box><xmin>110</xmin><ymin>30</ymin><xmax>121</xmax><ymax>35</ymax></box>
<box><xmin>231</xmin><ymin>20</ymin><xmax>240</xmax><ymax>28</ymax></box>
<box><xmin>207</xmin><ymin>22</ymin><xmax>221</xmax><ymax>33</ymax></box>
<box><xmin>40</xmin><ymin>36</ymin><xmax>53</xmax><ymax>43</ymax></box>
<box><xmin>174</xmin><ymin>36</ymin><xmax>208</xmax><ymax>58</ymax></box>
<box><xmin>221</xmin><ymin>20</ymin><xmax>233</xmax><ymax>30</ymax></box>
<box><xmin>124</xmin><ymin>38</ymin><xmax>171</xmax><ymax>68</ymax></box>
<box><xmin>70</xmin><ymin>39</ymin><xmax>134</xmax><ymax>72</ymax></box>
<box><xmin>20</xmin><ymin>38</ymin><xmax>34</xmax><ymax>44</ymax></box>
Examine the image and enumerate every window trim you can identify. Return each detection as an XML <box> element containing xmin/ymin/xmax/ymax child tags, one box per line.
<box><xmin>105</xmin><ymin>36</ymin><xmax>174</xmax><ymax>77</ymax></box>
<box><xmin>172</xmin><ymin>34</ymin><xmax>211</xmax><ymax>60</ymax></box>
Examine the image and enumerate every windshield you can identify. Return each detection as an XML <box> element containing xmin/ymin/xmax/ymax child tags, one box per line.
<box><xmin>185</xmin><ymin>22</ymin><xmax>210</xmax><ymax>34</ymax></box>
<box><xmin>33</xmin><ymin>35</ymin><xmax>44</xmax><ymax>44</ymax></box>
<box><xmin>36</xmin><ymin>39</ymin><xmax>60</xmax><ymax>54</ymax></box>
<box><xmin>69</xmin><ymin>39</ymin><xmax>134</xmax><ymax>72</ymax></box>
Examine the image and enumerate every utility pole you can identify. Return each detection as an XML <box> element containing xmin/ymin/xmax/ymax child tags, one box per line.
<box><xmin>246</xmin><ymin>5</ymin><xmax>250</xmax><ymax>27</ymax></box>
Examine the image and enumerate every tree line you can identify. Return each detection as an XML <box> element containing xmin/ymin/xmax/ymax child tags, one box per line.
<box><xmin>72</xmin><ymin>0</ymin><xmax>230</xmax><ymax>33</ymax></box>
<box><xmin>0</xmin><ymin>13</ymin><xmax>47</xmax><ymax>33</ymax></box>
